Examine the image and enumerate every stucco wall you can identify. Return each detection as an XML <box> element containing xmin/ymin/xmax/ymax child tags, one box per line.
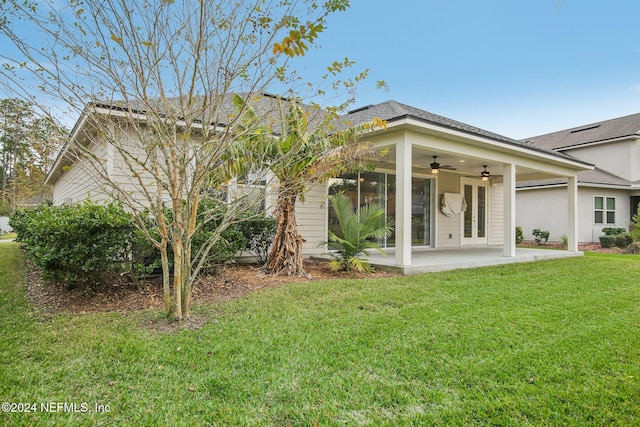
<box><xmin>517</xmin><ymin>186</ymin><xmax>632</xmax><ymax>243</ymax></box>
<box><xmin>516</xmin><ymin>186</ymin><xmax>568</xmax><ymax>243</ymax></box>
<box><xmin>564</xmin><ymin>139</ymin><xmax>638</xmax><ymax>182</ymax></box>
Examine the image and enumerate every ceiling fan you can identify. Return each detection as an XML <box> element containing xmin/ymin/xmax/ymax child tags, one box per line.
<box><xmin>424</xmin><ymin>156</ymin><xmax>456</xmax><ymax>174</ymax></box>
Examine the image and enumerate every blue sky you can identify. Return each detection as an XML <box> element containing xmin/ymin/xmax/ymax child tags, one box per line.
<box><xmin>3</xmin><ymin>1</ymin><xmax>639</xmax><ymax>140</ymax></box>
<box><xmin>303</xmin><ymin>0</ymin><xmax>640</xmax><ymax>139</ymax></box>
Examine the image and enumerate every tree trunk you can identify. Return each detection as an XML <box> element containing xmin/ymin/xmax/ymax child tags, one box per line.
<box><xmin>160</xmin><ymin>243</ymin><xmax>171</xmax><ymax>316</ymax></box>
<box><xmin>173</xmin><ymin>240</ymin><xmax>184</xmax><ymax>321</ymax></box>
<box><xmin>264</xmin><ymin>194</ymin><xmax>307</xmax><ymax>276</ymax></box>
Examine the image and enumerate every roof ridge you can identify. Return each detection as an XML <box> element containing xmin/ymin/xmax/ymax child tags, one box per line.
<box><xmin>524</xmin><ymin>111</ymin><xmax>640</xmax><ymax>141</ymax></box>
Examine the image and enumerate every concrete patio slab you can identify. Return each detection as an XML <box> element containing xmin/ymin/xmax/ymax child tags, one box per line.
<box><xmin>364</xmin><ymin>246</ymin><xmax>583</xmax><ymax>275</ymax></box>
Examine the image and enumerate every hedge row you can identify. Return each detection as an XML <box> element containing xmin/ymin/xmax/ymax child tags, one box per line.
<box><xmin>10</xmin><ymin>200</ymin><xmax>276</xmax><ymax>284</ymax></box>
<box><xmin>599</xmin><ymin>233</ymin><xmax>633</xmax><ymax>249</ymax></box>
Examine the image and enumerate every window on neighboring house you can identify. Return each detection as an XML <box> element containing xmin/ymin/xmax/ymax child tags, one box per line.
<box><xmin>594</xmin><ymin>196</ymin><xmax>616</xmax><ymax>225</ymax></box>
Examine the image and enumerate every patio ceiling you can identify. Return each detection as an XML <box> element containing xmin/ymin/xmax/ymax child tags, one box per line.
<box><xmin>371</xmin><ymin>145</ymin><xmax>563</xmax><ymax>182</ymax></box>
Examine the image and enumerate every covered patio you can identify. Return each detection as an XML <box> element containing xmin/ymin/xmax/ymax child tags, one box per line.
<box><xmin>367</xmin><ymin>246</ymin><xmax>583</xmax><ymax>275</ymax></box>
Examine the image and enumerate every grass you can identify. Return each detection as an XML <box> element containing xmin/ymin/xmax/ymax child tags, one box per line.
<box><xmin>1</xmin><ymin>242</ymin><xmax>639</xmax><ymax>426</ymax></box>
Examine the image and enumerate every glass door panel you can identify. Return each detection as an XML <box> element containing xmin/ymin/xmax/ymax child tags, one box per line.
<box><xmin>464</xmin><ymin>184</ymin><xmax>473</xmax><ymax>238</ymax></box>
<box><xmin>327</xmin><ymin>173</ymin><xmax>358</xmax><ymax>239</ymax></box>
<box><xmin>386</xmin><ymin>175</ymin><xmax>396</xmax><ymax>247</ymax></box>
<box><xmin>360</xmin><ymin>172</ymin><xmax>386</xmax><ymax>246</ymax></box>
<box><xmin>411</xmin><ymin>177</ymin><xmax>431</xmax><ymax>246</ymax></box>
<box><xmin>477</xmin><ymin>186</ymin><xmax>486</xmax><ymax>238</ymax></box>
<box><xmin>461</xmin><ymin>179</ymin><xmax>488</xmax><ymax>245</ymax></box>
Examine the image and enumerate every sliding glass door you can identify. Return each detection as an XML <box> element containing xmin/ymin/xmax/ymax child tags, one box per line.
<box><xmin>411</xmin><ymin>177</ymin><xmax>431</xmax><ymax>246</ymax></box>
<box><xmin>328</xmin><ymin>172</ymin><xmax>433</xmax><ymax>248</ymax></box>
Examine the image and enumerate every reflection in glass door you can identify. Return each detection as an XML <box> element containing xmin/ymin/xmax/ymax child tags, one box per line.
<box><xmin>328</xmin><ymin>172</ymin><xmax>433</xmax><ymax>248</ymax></box>
<box><xmin>462</xmin><ymin>178</ymin><xmax>488</xmax><ymax>245</ymax></box>
<box><xmin>412</xmin><ymin>177</ymin><xmax>431</xmax><ymax>246</ymax></box>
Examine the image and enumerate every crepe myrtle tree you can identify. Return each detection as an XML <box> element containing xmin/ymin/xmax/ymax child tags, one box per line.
<box><xmin>0</xmin><ymin>0</ymin><xmax>364</xmax><ymax>320</ymax></box>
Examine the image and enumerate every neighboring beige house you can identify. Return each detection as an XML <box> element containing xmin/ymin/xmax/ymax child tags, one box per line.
<box><xmin>45</xmin><ymin>97</ymin><xmax>593</xmax><ymax>272</ymax></box>
<box><xmin>517</xmin><ymin>113</ymin><xmax>640</xmax><ymax>243</ymax></box>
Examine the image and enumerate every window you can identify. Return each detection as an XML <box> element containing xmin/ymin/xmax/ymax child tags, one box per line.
<box><xmin>232</xmin><ymin>173</ymin><xmax>268</xmax><ymax>213</ymax></box>
<box><xmin>594</xmin><ymin>196</ymin><xmax>615</xmax><ymax>225</ymax></box>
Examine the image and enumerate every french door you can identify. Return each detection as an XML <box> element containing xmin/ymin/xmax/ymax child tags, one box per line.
<box><xmin>461</xmin><ymin>178</ymin><xmax>488</xmax><ymax>245</ymax></box>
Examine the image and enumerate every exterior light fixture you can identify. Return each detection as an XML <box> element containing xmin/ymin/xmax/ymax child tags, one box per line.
<box><xmin>430</xmin><ymin>156</ymin><xmax>440</xmax><ymax>175</ymax></box>
<box><xmin>481</xmin><ymin>165</ymin><xmax>490</xmax><ymax>182</ymax></box>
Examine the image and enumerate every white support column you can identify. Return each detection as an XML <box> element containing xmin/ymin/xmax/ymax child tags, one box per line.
<box><xmin>503</xmin><ymin>163</ymin><xmax>516</xmax><ymax>257</ymax></box>
<box><xmin>567</xmin><ymin>175</ymin><xmax>579</xmax><ymax>252</ymax></box>
<box><xmin>395</xmin><ymin>139</ymin><xmax>412</xmax><ymax>266</ymax></box>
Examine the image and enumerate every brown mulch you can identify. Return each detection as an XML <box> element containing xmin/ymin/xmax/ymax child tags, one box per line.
<box><xmin>22</xmin><ymin>243</ymin><xmax>628</xmax><ymax>318</ymax></box>
<box><xmin>519</xmin><ymin>241</ymin><xmax>626</xmax><ymax>254</ymax></box>
<box><xmin>23</xmin><ymin>258</ymin><xmax>395</xmax><ymax>316</ymax></box>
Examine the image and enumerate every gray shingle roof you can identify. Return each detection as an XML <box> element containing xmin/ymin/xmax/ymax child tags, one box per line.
<box><xmin>341</xmin><ymin>100</ymin><xmax>518</xmax><ymax>144</ymax></box>
<box><xmin>98</xmin><ymin>92</ymin><xmax>328</xmax><ymax>130</ymax></box>
<box><xmin>340</xmin><ymin>100</ymin><xmax>588</xmax><ymax>164</ymax></box>
<box><xmin>521</xmin><ymin>112</ymin><xmax>640</xmax><ymax>151</ymax></box>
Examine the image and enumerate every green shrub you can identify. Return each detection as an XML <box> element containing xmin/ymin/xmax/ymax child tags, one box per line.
<box><xmin>239</xmin><ymin>214</ymin><xmax>277</xmax><ymax>265</ymax></box>
<box><xmin>10</xmin><ymin>201</ymin><xmax>135</xmax><ymax>284</ymax></box>
<box><xmin>631</xmin><ymin>205</ymin><xmax>640</xmax><ymax>242</ymax></box>
<box><xmin>615</xmin><ymin>233</ymin><xmax>633</xmax><ymax>248</ymax></box>
<box><xmin>626</xmin><ymin>241</ymin><xmax>640</xmax><ymax>254</ymax></box>
<box><xmin>561</xmin><ymin>234</ymin><xmax>568</xmax><ymax>248</ymax></box>
<box><xmin>532</xmin><ymin>228</ymin><xmax>550</xmax><ymax>245</ymax></box>
<box><xmin>515</xmin><ymin>226</ymin><xmax>524</xmax><ymax>244</ymax></box>
<box><xmin>10</xmin><ymin>197</ymin><xmax>253</xmax><ymax>284</ymax></box>
<box><xmin>192</xmin><ymin>197</ymin><xmax>247</xmax><ymax>272</ymax></box>
<box><xmin>599</xmin><ymin>235</ymin><xmax>617</xmax><ymax>248</ymax></box>
<box><xmin>602</xmin><ymin>227</ymin><xmax>626</xmax><ymax>236</ymax></box>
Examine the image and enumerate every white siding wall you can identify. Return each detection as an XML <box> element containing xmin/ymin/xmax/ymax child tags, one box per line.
<box><xmin>109</xmin><ymin>129</ymin><xmax>162</xmax><ymax>209</ymax></box>
<box><xmin>436</xmin><ymin>172</ymin><xmax>461</xmax><ymax>248</ymax></box>
<box><xmin>51</xmin><ymin>140</ymin><xmax>109</xmax><ymax>205</ymax></box>
<box><xmin>489</xmin><ymin>182</ymin><xmax>504</xmax><ymax>245</ymax></box>
<box><xmin>296</xmin><ymin>183</ymin><xmax>327</xmax><ymax>255</ymax></box>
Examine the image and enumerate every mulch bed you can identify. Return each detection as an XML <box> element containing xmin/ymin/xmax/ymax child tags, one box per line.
<box><xmin>518</xmin><ymin>241</ymin><xmax>626</xmax><ymax>254</ymax></box>
<box><xmin>22</xmin><ymin>258</ymin><xmax>395</xmax><ymax>316</ymax></box>
<box><xmin>21</xmin><ymin>243</ymin><xmax>631</xmax><ymax>317</ymax></box>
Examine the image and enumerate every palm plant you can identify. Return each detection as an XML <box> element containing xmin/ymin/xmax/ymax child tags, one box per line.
<box><xmin>323</xmin><ymin>193</ymin><xmax>393</xmax><ymax>272</ymax></box>
<box><xmin>234</xmin><ymin>95</ymin><xmax>386</xmax><ymax>276</ymax></box>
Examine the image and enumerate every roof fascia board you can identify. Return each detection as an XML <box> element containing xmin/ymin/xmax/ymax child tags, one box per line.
<box><xmin>517</xmin><ymin>182</ymin><xmax>634</xmax><ymax>191</ymax></box>
<box><xmin>44</xmin><ymin>109</ymin><xmax>91</xmax><ymax>186</ymax></box>
<box><xmin>577</xmin><ymin>182</ymin><xmax>634</xmax><ymax>190</ymax></box>
<box><xmin>516</xmin><ymin>183</ymin><xmax>567</xmax><ymax>191</ymax></box>
<box><xmin>385</xmin><ymin>117</ymin><xmax>593</xmax><ymax>172</ymax></box>
<box><xmin>94</xmin><ymin>106</ymin><xmax>226</xmax><ymax>132</ymax></box>
<box><xmin>555</xmin><ymin>134</ymin><xmax>640</xmax><ymax>152</ymax></box>
<box><xmin>46</xmin><ymin>103</ymin><xmax>231</xmax><ymax>186</ymax></box>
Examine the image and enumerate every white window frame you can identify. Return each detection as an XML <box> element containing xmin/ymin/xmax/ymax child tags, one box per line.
<box><xmin>594</xmin><ymin>195</ymin><xmax>616</xmax><ymax>225</ymax></box>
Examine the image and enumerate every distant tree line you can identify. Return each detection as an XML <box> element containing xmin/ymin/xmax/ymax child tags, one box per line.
<box><xmin>0</xmin><ymin>98</ymin><xmax>66</xmax><ymax>214</ymax></box>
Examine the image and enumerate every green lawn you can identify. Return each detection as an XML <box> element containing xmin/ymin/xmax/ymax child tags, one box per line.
<box><xmin>0</xmin><ymin>232</ymin><xmax>16</xmax><ymax>240</ymax></box>
<box><xmin>1</xmin><ymin>242</ymin><xmax>639</xmax><ymax>426</ymax></box>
